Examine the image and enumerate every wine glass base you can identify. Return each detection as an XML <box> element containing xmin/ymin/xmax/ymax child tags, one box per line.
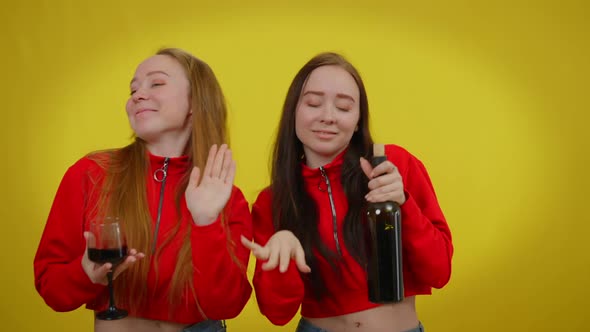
<box><xmin>96</xmin><ymin>307</ymin><xmax>128</xmax><ymax>320</ymax></box>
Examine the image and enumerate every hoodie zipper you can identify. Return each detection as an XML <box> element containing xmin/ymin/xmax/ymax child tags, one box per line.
<box><xmin>319</xmin><ymin>166</ymin><xmax>342</xmax><ymax>256</ymax></box>
<box><xmin>151</xmin><ymin>157</ymin><xmax>170</xmax><ymax>254</ymax></box>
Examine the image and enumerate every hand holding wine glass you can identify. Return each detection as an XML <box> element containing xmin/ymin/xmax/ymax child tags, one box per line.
<box><xmin>84</xmin><ymin>217</ymin><xmax>144</xmax><ymax>320</ymax></box>
<box><xmin>81</xmin><ymin>232</ymin><xmax>145</xmax><ymax>286</ymax></box>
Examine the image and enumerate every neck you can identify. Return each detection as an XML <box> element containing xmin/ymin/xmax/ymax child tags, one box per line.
<box><xmin>304</xmin><ymin>146</ymin><xmax>347</xmax><ymax>169</ymax></box>
<box><xmin>145</xmin><ymin>131</ymin><xmax>191</xmax><ymax>158</ymax></box>
<box><xmin>305</xmin><ymin>156</ymin><xmax>332</xmax><ymax>169</ymax></box>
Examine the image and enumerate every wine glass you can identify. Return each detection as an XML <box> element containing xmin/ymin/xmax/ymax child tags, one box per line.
<box><xmin>87</xmin><ymin>217</ymin><xmax>128</xmax><ymax>320</ymax></box>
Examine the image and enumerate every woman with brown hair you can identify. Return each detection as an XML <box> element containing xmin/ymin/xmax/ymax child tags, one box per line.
<box><xmin>34</xmin><ymin>48</ymin><xmax>252</xmax><ymax>332</ymax></box>
<box><xmin>243</xmin><ymin>52</ymin><xmax>453</xmax><ymax>332</ymax></box>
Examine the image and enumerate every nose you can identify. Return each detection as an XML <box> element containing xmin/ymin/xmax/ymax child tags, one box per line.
<box><xmin>319</xmin><ymin>105</ymin><xmax>336</xmax><ymax>124</ymax></box>
<box><xmin>132</xmin><ymin>87</ymin><xmax>148</xmax><ymax>102</ymax></box>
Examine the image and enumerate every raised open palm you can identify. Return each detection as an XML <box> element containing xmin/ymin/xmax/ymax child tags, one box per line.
<box><xmin>185</xmin><ymin>144</ymin><xmax>235</xmax><ymax>226</ymax></box>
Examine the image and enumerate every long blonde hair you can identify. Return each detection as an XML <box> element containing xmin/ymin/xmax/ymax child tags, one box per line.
<box><xmin>88</xmin><ymin>48</ymin><xmax>233</xmax><ymax>316</ymax></box>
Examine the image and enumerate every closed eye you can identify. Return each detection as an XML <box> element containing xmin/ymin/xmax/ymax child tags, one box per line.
<box><xmin>336</xmin><ymin>101</ymin><xmax>353</xmax><ymax>112</ymax></box>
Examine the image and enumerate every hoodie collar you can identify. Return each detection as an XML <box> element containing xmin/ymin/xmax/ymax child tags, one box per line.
<box><xmin>301</xmin><ymin>148</ymin><xmax>347</xmax><ymax>179</ymax></box>
<box><xmin>147</xmin><ymin>152</ymin><xmax>190</xmax><ymax>175</ymax></box>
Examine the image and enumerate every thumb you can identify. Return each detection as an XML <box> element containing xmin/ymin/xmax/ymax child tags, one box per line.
<box><xmin>359</xmin><ymin>157</ymin><xmax>373</xmax><ymax>179</ymax></box>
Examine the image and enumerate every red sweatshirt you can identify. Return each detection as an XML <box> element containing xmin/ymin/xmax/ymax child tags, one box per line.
<box><xmin>251</xmin><ymin>144</ymin><xmax>453</xmax><ymax>325</ymax></box>
<box><xmin>34</xmin><ymin>152</ymin><xmax>252</xmax><ymax>324</ymax></box>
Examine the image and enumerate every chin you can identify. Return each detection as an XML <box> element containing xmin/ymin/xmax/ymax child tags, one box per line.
<box><xmin>315</xmin><ymin>147</ymin><xmax>344</xmax><ymax>158</ymax></box>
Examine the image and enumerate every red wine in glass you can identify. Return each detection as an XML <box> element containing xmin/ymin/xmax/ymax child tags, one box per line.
<box><xmin>87</xmin><ymin>218</ymin><xmax>128</xmax><ymax>320</ymax></box>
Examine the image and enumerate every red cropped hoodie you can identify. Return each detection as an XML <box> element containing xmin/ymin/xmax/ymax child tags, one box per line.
<box><xmin>251</xmin><ymin>144</ymin><xmax>453</xmax><ymax>325</ymax></box>
<box><xmin>34</xmin><ymin>153</ymin><xmax>252</xmax><ymax>324</ymax></box>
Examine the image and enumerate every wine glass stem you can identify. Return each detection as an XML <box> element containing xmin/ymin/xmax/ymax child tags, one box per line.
<box><xmin>107</xmin><ymin>271</ymin><xmax>116</xmax><ymax>309</ymax></box>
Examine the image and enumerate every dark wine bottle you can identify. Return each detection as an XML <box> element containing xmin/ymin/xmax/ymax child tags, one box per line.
<box><xmin>366</xmin><ymin>144</ymin><xmax>404</xmax><ymax>303</ymax></box>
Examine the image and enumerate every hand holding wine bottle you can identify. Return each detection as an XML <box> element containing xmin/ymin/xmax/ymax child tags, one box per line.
<box><xmin>359</xmin><ymin>150</ymin><xmax>405</xmax><ymax>205</ymax></box>
<box><xmin>363</xmin><ymin>144</ymin><xmax>404</xmax><ymax>304</ymax></box>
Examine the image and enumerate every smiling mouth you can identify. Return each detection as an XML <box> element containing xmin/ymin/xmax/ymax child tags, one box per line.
<box><xmin>136</xmin><ymin>109</ymin><xmax>156</xmax><ymax>116</ymax></box>
<box><xmin>313</xmin><ymin>130</ymin><xmax>337</xmax><ymax>135</ymax></box>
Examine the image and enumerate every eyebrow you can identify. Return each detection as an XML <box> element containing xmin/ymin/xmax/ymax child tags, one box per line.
<box><xmin>130</xmin><ymin>70</ymin><xmax>170</xmax><ymax>85</ymax></box>
<box><xmin>302</xmin><ymin>90</ymin><xmax>355</xmax><ymax>102</ymax></box>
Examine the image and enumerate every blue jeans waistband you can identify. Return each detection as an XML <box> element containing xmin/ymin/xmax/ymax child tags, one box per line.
<box><xmin>183</xmin><ymin>320</ymin><xmax>226</xmax><ymax>332</ymax></box>
<box><xmin>296</xmin><ymin>318</ymin><xmax>424</xmax><ymax>332</ymax></box>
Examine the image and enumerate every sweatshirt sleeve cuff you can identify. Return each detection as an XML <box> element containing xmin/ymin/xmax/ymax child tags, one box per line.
<box><xmin>401</xmin><ymin>192</ymin><xmax>427</xmax><ymax>234</ymax></box>
<box><xmin>190</xmin><ymin>218</ymin><xmax>226</xmax><ymax>257</ymax></box>
<box><xmin>254</xmin><ymin>261</ymin><xmax>304</xmax><ymax>316</ymax></box>
<box><xmin>191</xmin><ymin>217</ymin><xmax>224</xmax><ymax>236</ymax></box>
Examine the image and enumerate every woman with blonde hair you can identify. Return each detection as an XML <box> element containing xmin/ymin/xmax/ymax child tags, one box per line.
<box><xmin>34</xmin><ymin>48</ymin><xmax>252</xmax><ymax>332</ymax></box>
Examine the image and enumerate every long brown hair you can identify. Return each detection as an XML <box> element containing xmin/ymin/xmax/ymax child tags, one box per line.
<box><xmin>271</xmin><ymin>52</ymin><xmax>374</xmax><ymax>296</ymax></box>
<box><xmin>88</xmin><ymin>48</ymin><xmax>231</xmax><ymax>316</ymax></box>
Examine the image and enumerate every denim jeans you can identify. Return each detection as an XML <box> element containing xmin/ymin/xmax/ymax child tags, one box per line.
<box><xmin>295</xmin><ymin>318</ymin><xmax>424</xmax><ymax>332</ymax></box>
<box><xmin>183</xmin><ymin>320</ymin><xmax>226</xmax><ymax>332</ymax></box>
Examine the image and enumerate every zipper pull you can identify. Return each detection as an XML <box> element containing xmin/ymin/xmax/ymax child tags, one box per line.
<box><xmin>318</xmin><ymin>167</ymin><xmax>328</xmax><ymax>191</ymax></box>
<box><xmin>153</xmin><ymin>158</ymin><xmax>170</xmax><ymax>182</ymax></box>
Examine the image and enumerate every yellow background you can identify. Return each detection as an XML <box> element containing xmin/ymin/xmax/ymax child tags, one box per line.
<box><xmin>1</xmin><ymin>0</ymin><xmax>588</xmax><ymax>331</ymax></box>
